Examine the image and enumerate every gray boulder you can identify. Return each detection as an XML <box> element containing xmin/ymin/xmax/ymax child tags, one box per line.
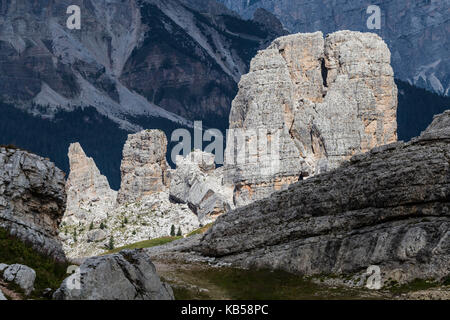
<box><xmin>0</xmin><ymin>289</ymin><xmax>6</xmax><ymax>300</ymax></box>
<box><xmin>0</xmin><ymin>263</ymin><xmax>8</xmax><ymax>272</ymax></box>
<box><xmin>87</xmin><ymin>229</ymin><xmax>107</xmax><ymax>243</ymax></box>
<box><xmin>3</xmin><ymin>264</ymin><xmax>36</xmax><ymax>296</ymax></box>
<box><xmin>53</xmin><ymin>249</ymin><xmax>174</xmax><ymax>300</ymax></box>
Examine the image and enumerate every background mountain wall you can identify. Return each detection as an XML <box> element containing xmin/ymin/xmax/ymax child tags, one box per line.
<box><xmin>218</xmin><ymin>0</ymin><xmax>450</xmax><ymax>96</ymax></box>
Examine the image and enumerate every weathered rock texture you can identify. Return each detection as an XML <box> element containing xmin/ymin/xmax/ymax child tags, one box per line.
<box><xmin>61</xmin><ymin>191</ymin><xmax>200</xmax><ymax>259</ymax></box>
<box><xmin>117</xmin><ymin>130</ymin><xmax>170</xmax><ymax>205</ymax></box>
<box><xmin>224</xmin><ymin>31</ymin><xmax>398</xmax><ymax>207</ymax></box>
<box><xmin>199</xmin><ymin>110</ymin><xmax>450</xmax><ymax>284</ymax></box>
<box><xmin>170</xmin><ymin>150</ymin><xmax>234</xmax><ymax>224</ymax></box>
<box><xmin>0</xmin><ymin>146</ymin><xmax>66</xmax><ymax>262</ymax></box>
<box><xmin>60</xmin><ymin>137</ymin><xmax>200</xmax><ymax>259</ymax></box>
<box><xmin>64</xmin><ymin>143</ymin><xmax>117</xmax><ymax>225</ymax></box>
<box><xmin>2</xmin><ymin>264</ymin><xmax>36</xmax><ymax>296</ymax></box>
<box><xmin>53</xmin><ymin>249</ymin><xmax>174</xmax><ymax>300</ymax></box>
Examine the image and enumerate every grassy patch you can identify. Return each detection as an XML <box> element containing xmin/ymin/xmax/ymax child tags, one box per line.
<box><xmin>168</xmin><ymin>267</ymin><xmax>368</xmax><ymax>300</ymax></box>
<box><xmin>171</xmin><ymin>286</ymin><xmax>211</xmax><ymax>300</ymax></box>
<box><xmin>0</xmin><ymin>227</ymin><xmax>69</xmax><ymax>299</ymax></box>
<box><xmin>104</xmin><ymin>236</ymin><xmax>182</xmax><ymax>255</ymax></box>
<box><xmin>387</xmin><ymin>278</ymin><xmax>439</xmax><ymax>294</ymax></box>
<box><xmin>187</xmin><ymin>224</ymin><xmax>213</xmax><ymax>237</ymax></box>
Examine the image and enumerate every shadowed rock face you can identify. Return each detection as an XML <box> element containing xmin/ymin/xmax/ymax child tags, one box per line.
<box><xmin>0</xmin><ymin>146</ymin><xmax>67</xmax><ymax>262</ymax></box>
<box><xmin>199</xmin><ymin>110</ymin><xmax>450</xmax><ymax>283</ymax></box>
<box><xmin>53</xmin><ymin>249</ymin><xmax>174</xmax><ymax>300</ymax></box>
<box><xmin>224</xmin><ymin>31</ymin><xmax>398</xmax><ymax>207</ymax></box>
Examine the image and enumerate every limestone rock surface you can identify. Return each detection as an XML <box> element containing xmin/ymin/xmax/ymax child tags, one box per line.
<box><xmin>3</xmin><ymin>264</ymin><xmax>36</xmax><ymax>296</ymax></box>
<box><xmin>0</xmin><ymin>146</ymin><xmax>66</xmax><ymax>262</ymax></box>
<box><xmin>61</xmin><ymin>192</ymin><xmax>200</xmax><ymax>259</ymax></box>
<box><xmin>170</xmin><ymin>150</ymin><xmax>234</xmax><ymax>224</ymax></box>
<box><xmin>198</xmin><ymin>111</ymin><xmax>450</xmax><ymax>284</ymax></box>
<box><xmin>117</xmin><ymin>130</ymin><xmax>170</xmax><ymax>205</ymax></box>
<box><xmin>224</xmin><ymin>31</ymin><xmax>398</xmax><ymax>207</ymax></box>
<box><xmin>64</xmin><ymin>143</ymin><xmax>117</xmax><ymax>225</ymax></box>
<box><xmin>53</xmin><ymin>249</ymin><xmax>174</xmax><ymax>300</ymax></box>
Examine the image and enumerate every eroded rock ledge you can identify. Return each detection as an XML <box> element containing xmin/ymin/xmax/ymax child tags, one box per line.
<box><xmin>197</xmin><ymin>111</ymin><xmax>450</xmax><ymax>283</ymax></box>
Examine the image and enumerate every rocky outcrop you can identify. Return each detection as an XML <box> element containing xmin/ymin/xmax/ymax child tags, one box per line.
<box><xmin>224</xmin><ymin>31</ymin><xmax>398</xmax><ymax>207</ymax></box>
<box><xmin>60</xmin><ymin>136</ymin><xmax>201</xmax><ymax>259</ymax></box>
<box><xmin>2</xmin><ymin>264</ymin><xmax>36</xmax><ymax>296</ymax></box>
<box><xmin>64</xmin><ymin>143</ymin><xmax>117</xmax><ymax>225</ymax></box>
<box><xmin>61</xmin><ymin>191</ymin><xmax>200</xmax><ymax>259</ymax></box>
<box><xmin>170</xmin><ymin>150</ymin><xmax>234</xmax><ymax>224</ymax></box>
<box><xmin>0</xmin><ymin>146</ymin><xmax>66</xmax><ymax>262</ymax></box>
<box><xmin>117</xmin><ymin>130</ymin><xmax>170</xmax><ymax>205</ymax></box>
<box><xmin>198</xmin><ymin>110</ymin><xmax>450</xmax><ymax>284</ymax></box>
<box><xmin>53</xmin><ymin>249</ymin><xmax>174</xmax><ymax>300</ymax></box>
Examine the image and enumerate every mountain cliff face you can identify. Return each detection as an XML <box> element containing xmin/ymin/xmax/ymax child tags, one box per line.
<box><xmin>224</xmin><ymin>31</ymin><xmax>398</xmax><ymax>207</ymax></box>
<box><xmin>0</xmin><ymin>146</ymin><xmax>67</xmax><ymax>262</ymax></box>
<box><xmin>198</xmin><ymin>110</ymin><xmax>450</xmax><ymax>283</ymax></box>
<box><xmin>218</xmin><ymin>0</ymin><xmax>450</xmax><ymax>96</ymax></box>
<box><xmin>0</xmin><ymin>0</ymin><xmax>284</xmax><ymax>129</ymax></box>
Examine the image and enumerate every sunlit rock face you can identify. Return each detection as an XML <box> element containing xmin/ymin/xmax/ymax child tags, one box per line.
<box><xmin>224</xmin><ymin>31</ymin><xmax>398</xmax><ymax>207</ymax></box>
<box><xmin>117</xmin><ymin>130</ymin><xmax>170</xmax><ymax>205</ymax></box>
<box><xmin>64</xmin><ymin>143</ymin><xmax>117</xmax><ymax>226</ymax></box>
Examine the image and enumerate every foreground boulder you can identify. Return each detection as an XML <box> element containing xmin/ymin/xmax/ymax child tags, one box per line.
<box><xmin>224</xmin><ymin>31</ymin><xmax>398</xmax><ymax>207</ymax></box>
<box><xmin>0</xmin><ymin>146</ymin><xmax>66</xmax><ymax>262</ymax></box>
<box><xmin>2</xmin><ymin>264</ymin><xmax>36</xmax><ymax>296</ymax></box>
<box><xmin>53</xmin><ymin>249</ymin><xmax>174</xmax><ymax>300</ymax></box>
<box><xmin>198</xmin><ymin>111</ymin><xmax>450</xmax><ymax>284</ymax></box>
<box><xmin>170</xmin><ymin>150</ymin><xmax>234</xmax><ymax>224</ymax></box>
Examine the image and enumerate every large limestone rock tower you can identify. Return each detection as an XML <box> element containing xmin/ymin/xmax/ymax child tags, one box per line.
<box><xmin>224</xmin><ymin>31</ymin><xmax>398</xmax><ymax>207</ymax></box>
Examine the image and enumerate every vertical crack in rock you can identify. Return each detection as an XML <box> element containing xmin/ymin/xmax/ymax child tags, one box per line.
<box><xmin>320</xmin><ymin>58</ymin><xmax>328</xmax><ymax>88</ymax></box>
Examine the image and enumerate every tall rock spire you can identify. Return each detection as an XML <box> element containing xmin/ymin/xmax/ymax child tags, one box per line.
<box><xmin>224</xmin><ymin>31</ymin><xmax>398</xmax><ymax>207</ymax></box>
<box><xmin>64</xmin><ymin>143</ymin><xmax>117</xmax><ymax>225</ymax></box>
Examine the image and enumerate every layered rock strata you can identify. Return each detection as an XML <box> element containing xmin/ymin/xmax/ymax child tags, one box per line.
<box><xmin>0</xmin><ymin>146</ymin><xmax>66</xmax><ymax>262</ymax></box>
<box><xmin>117</xmin><ymin>130</ymin><xmax>170</xmax><ymax>205</ymax></box>
<box><xmin>224</xmin><ymin>31</ymin><xmax>398</xmax><ymax>207</ymax></box>
<box><xmin>198</xmin><ymin>111</ymin><xmax>450</xmax><ymax>284</ymax></box>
